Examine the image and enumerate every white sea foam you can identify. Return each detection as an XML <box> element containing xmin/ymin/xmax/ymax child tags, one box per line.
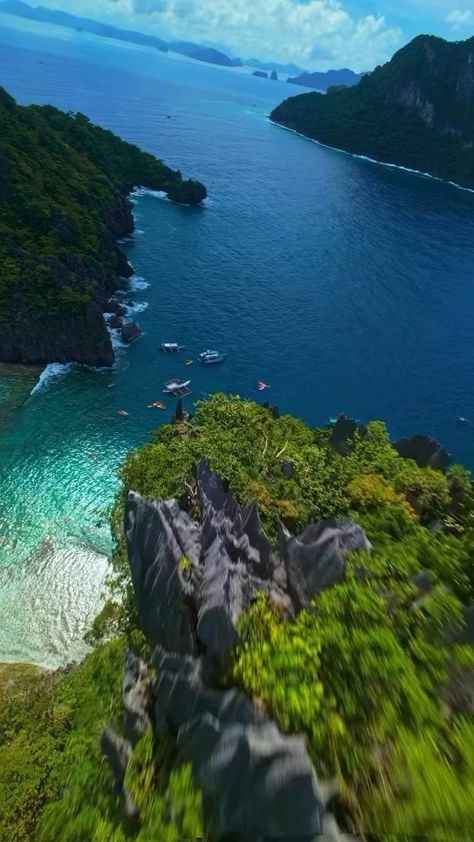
<box><xmin>270</xmin><ymin>119</ymin><xmax>474</xmax><ymax>194</ymax></box>
<box><xmin>128</xmin><ymin>275</ymin><xmax>150</xmax><ymax>291</ymax></box>
<box><xmin>30</xmin><ymin>363</ymin><xmax>74</xmax><ymax>395</ymax></box>
<box><xmin>126</xmin><ymin>300</ymin><xmax>149</xmax><ymax>314</ymax></box>
<box><xmin>131</xmin><ymin>187</ymin><xmax>168</xmax><ymax>201</ymax></box>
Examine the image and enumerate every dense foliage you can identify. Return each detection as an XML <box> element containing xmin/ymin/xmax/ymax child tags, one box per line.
<box><xmin>1</xmin><ymin>395</ymin><xmax>473</xmax><ymax>839</ymax></box>
<box><xmin>272</xmin><ymin>34</ymin><xmax>474</xmax><ymax>188</ymax></box>
<box><xmin>0</xmin><ymin>87</ymin><xmax>205</xmax><ymax>365</ymax></box>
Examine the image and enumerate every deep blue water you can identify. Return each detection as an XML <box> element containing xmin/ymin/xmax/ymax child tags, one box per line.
<box><xmin>1</xmin><ymin>13</ymin><xmax>474</xmax><ymax>664</ymax></box>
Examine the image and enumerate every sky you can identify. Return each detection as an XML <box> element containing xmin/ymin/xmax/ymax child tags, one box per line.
<box><xmin>23</xmin><ymin>0</ymin><xmax>474</xmax><ymax>70</ymax></box>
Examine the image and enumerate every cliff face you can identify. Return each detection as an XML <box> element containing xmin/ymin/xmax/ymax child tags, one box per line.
<box><xmin>271</xmin><ymin>34</ymin><xmax>474</xmax><ymax>188</ymax></box>
<box><xmin>0</xmin><ymin>88</ymin><xmax>206</xmax><ymax>366</ymax></box>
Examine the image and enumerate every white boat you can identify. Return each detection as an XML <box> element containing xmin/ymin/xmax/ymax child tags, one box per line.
<box><xmin>198</xmin><ymin>349</ymin><xmax>227</xmax><ymax>365</ymax></box>
<box><xmin>163</xmin><ymin>378</ymin><xmax>191</xmax><ymax>397</ymax></box>
<box><xmin>159</xmin><ymin>342</ymin><xmax>183</xmax><ymax>353</ymax></box>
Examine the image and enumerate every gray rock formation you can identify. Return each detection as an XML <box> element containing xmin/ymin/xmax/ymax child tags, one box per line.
<box><xmin>152</xmin><ymin>646</ymin><xmax>263</xmax><ymax>736</ymax></box>
<box><xmin>101</xmin><ymin>728</ymin><xmax>138</xmax><ymax>823</ymax></box>
<box><xmin>178</xmin><ymin>715</ymin><xmax>324</xmax><ymax>838</ymax></box>
<box><xmin>394</xmin><ymin>434</ymin><xmax>451</xmax><ymax>470</ymax></box>
<box><xmin>330</xmin><ymin>414</ymin><xmax>367</xmax><ymax>455</ymax></box>
<box><xmin>112</xmin><ymin>464</ymin><xmax>374</xmax><ymax>837</ymax></box>
<box><xmin>150</xmin><ymin>647</ymin><xmax>324</xmax><ymax>838</ymax></box>
<box><xmin>279</xmin><ymin>518</ymin><xmax>372</xmax><ymax>609</ymax></box>
<box><xmin>125</xmin><ymin>460</ymin><xmax>291</xmax><ymax>664</ymax></box>
<box><xmin>123</xmin><ymin>652</ymin><xmax>152</xmax><ymax>744</ymax></box>
<box><xmin>124</xmin><ymin>493</ymin><xmax>200</xmax><ymax>654</ymax></box>
<box><xmin>195</xmin><ymin>459</ymin><xmax>291</xmax><ymax>661</ymax></box>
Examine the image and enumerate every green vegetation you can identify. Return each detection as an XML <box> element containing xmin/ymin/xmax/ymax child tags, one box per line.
<box><xmin>1</xmin><ymin>395</ymin><xmax>473</xmax><ymax>839</ymax></box>
<box><xmin>271</xmin><ymin>34</ymin><xmax>474</xmax><ymax>189</ymax></box>
<box><xmin>0</xmin><ymin>87</ymin><xmax>205</xmax><ymax>365</ymax></box>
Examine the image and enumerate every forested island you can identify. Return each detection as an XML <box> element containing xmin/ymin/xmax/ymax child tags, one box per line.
<box><xmin>272</xmin><ymin>34</ymin><xmax>474</xmax><ymax>189</ymax></box>
<box><xmin>0</xmin><ymin>87</ymin><xmax>206</xmax><ymax>366</ymax></box>
<box><xmin>1</xmin><ymin>395</ymin><xmax>473</xmax><ymax>840</ymax></box>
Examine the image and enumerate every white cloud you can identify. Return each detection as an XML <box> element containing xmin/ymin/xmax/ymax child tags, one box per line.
<box><xmin>35</xmin><ymin>0</ymin><xmax>403</xmax><ymax>70</ymax></box>
<box><xmin>446</xmin><ymin>8</ymin><xmax>473</xmax><ymax>28</ymax></box>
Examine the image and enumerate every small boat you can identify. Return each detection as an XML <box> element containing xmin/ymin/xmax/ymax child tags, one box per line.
<box><xmin>184</xmin><ymin>359</ymin><xmax>194</xmax><ymax>366</ymax></box>
<box><xmin>159</xmin><ymin>342</ymin><xmax>183</xmax><ymax>353</ymax></box>
<box><xmin>198</xmin><ymin>349</ymin><xmax>227</xmax><ymax>365</ymax></box>
<box><xmin>163</xmin><ymin>378</ymin><xmax>191</xmax><ymax>397</ymax></box>
<box><xmin>117</xmin><ymin>409</ymin><xmax>129</xmax><ymax>416</ymax></box>
<box><xmin>257</xmin><ymin>380</ymin><xmax>271</xmax><ymax>391</ymax></box>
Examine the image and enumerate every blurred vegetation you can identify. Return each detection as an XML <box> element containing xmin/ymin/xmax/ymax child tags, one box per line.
<box><xmin>1</xmin><ymin>395</ymin><xmax>473</xmax><ymax>839</ymax></box>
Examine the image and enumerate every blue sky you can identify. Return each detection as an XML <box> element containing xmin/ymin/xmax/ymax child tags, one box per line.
<box><xmin>34</xmin><ymin>0</ymin><xmax>474</xmax><ymax>70</ymax></box>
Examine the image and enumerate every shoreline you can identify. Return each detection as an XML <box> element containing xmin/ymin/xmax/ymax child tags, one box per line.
<box><xmin>270</xmin><ymin>118</ymin><xmax>474</xmax><ymax>195</ymax></box>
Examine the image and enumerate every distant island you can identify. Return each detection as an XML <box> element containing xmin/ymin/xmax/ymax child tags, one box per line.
<box><xmin>169</xmin><ymin>41</ymin><xmax>242</xmax><ymax>67</ymax></box>
<box><xmin>247</xmin><ymin>57</ymin><xmax>303</xmax><ymax>75</ymax></box>
<box><xmin>0</xmin><ymin>0</ymin><xmax>170</xmax><ymax>51</ymax></box>
<box><xmin>0</xmin><ymin>87</ymin><xmax>206</xmax><ymax>367</ymax></box>
<box><xmin>271</xmin><ymin>34</ymin><xmax>474</xmax><ymax>189</ymax></box>
<box><xmin>288</xmin><ymin>68</ymin><xmax>362</xmax><ymax>91</ymax></box>
<box><xmin>252</xmin><ymin>69</ymin><xmax>278</xmax><ymax>80</ymax></box>
<box><xmin>0</xmin><ymin>1</ymin><xmax>243</xmax><ymax>67</ymax></box>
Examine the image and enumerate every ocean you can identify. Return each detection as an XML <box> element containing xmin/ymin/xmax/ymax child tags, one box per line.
<box><xmin>1</xmin><ymin>13</ymin><xmax>474</xmax><ymax>665</ymax></box>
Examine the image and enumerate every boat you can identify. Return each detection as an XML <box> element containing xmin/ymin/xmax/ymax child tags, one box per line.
<box><xmin>163</xmin><ymin>378</ymin><xmax>191</xmax><ymax>397</ymax></box>
<box><xmin>159</xmin><ymin>342</ymin><xmax>183</xmax><ymax>353</ymax></box>
<box><xmin>257</xmin><ymin>380</ymin><xmax>271</xmax><ymax>391</ymax></box>
<box><xmin>198</xmin><ymin>349</ymin><xmax>227</xmax><ymax>365</ymax></box>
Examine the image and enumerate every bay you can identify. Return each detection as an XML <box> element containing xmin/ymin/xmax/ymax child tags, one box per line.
<box><xmin>0</xmin><ymin>13</ymin><xmax>473</xmax><ymax>664</ymax></box>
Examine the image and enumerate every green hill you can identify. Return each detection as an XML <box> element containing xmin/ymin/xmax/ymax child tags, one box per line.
<box><xmin>1</xmin><ymin>395</ymin><xmax>473</xmax><ymax>841</ymax></box>
<box><xmin>271</xmin><ymin>34</ymin><xmax>474</xmax><ymax>188</ymax></box>
<box><xmin>0</xmin><ymin>87</ymin><xmax>206</xmax><ymax>366</ymax></box>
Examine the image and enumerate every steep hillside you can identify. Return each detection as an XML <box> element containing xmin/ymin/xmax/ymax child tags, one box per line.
<box><xmin>0</xmin><ymin>88</ymin><xmax>206</xmax><ymax>366</ymax></box>
<box><xmin>1</xmin><ymin>395</ymin><xmax>473</xmax><ymax>840</ymax></box>
<box><xmin>272</xmin><ymin>35</ymin><xmax>474</xmax><ymax>187</ymax></box>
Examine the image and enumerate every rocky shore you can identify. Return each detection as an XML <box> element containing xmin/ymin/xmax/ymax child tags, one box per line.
<box><xmin>0</xmin><ymin>87</ymin><xmax>207</xmax><ymax>369</ymax></box>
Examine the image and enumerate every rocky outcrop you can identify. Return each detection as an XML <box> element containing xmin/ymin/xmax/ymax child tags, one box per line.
<box><xmin>166</xmin><ymin>178</ymin><xmax>207</xmax><ymax>205</ymax></box>
<box><xmin>279</xmin><ymin>519</ymin><xmax>372</xmax><ymax>609</ymax></box>
<box><xmin>108</xmin><ymin>462</ymin><xmax>374</xmax><ymax>837</ymax></box>
<box><xmin>330</xmin><ymin>414</ymin><xmax>367</xmax><ymax>455</ymax></box>
<box><xmin>253</xmin><ymin>70</ymin><xmax>268</xmax><ymax>78</ymax></box>
<box><xmin>270</xmin><ymin>69</ymin><xmax>278</xmax><ymax>81</ymax></box>
<box><xmin>125</xmin><ymin>493</ymin><xmax>199</xmax><ymax>654</ymax></box>
<box><xmin>394</xmin><ymin>434</ymin><xmax>451</xmax><ymax>470</ymax></box>
<box><xmin>125</xmin><ymin>460</ymin><xmax>293</xmax><ymax>663</ymax></box>
<box><xmin>121</xmin><ymin>322</ymin><xmax>142</xmax><ymax>343</ymax></box>
<box><xmin>0</xmin><ymin>87</ymin><xmax>206</xmax><ymax>367</ymax></box>
<box><xmin>123</xmin><ymin>653</ymin><xmax>152</xmax><ymax>745</ymax></box>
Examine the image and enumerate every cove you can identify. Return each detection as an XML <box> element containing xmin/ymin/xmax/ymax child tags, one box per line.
<box><xmin>0</xmin><ymin>15</ymin><xmax>474</xmax><ymax>664</ymax></box>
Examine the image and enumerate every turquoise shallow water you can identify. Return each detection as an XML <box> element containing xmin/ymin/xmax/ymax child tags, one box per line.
<box><xmin>1</xmin><ymin>14</ymin><xmax>474</xmax><ymax>664</ymax></box>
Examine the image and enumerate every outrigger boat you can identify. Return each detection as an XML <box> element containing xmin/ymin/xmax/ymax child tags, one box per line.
<box><xmin>159</xmin><ymin>342</ymin><xmax>183</xmax><ymax>353</ymax></box>
<box><xmin>198</xmin><ymin>349</ymin><xmax>227</xmax><ymax>365</ymax></box>
<box><xmin>163</xmin><ymin>378</ymin><xmax>191</xmax><ymax>397</ymax></box>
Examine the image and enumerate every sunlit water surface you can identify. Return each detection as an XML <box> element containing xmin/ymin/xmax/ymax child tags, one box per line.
<box><xmin>1</xmin><ymin>14</ymin><xmax>474</xmax><ymax>664</ymax></box>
